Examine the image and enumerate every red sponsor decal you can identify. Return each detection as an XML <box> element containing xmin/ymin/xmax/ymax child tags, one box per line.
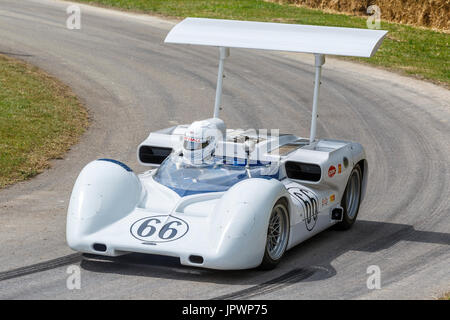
<box><xmin>328</xmin><ymin>165</ymin><xmax>336</xmax><ymax>178</ymax></box>
<box><xmin>184</xmin><ymin>136</ymin><xmax>201</xmax><ymax>142</ymax></box>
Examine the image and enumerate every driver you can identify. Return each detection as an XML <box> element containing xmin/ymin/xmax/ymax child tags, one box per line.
<box><xmin>182</xmin><ymin>118</ymin><xmax>226</xmax><ymax>166</ymax></box>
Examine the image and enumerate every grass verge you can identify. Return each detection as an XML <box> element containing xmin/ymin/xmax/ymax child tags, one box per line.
<box><xmin>0</xmin><ymin>54</ymin><xmax>88</xmax><ymax>188</ymax></box>
<box><xmin>73</xmin><ymin>0</ymin><xmax>449</xmax><ymax>87</ymax></box>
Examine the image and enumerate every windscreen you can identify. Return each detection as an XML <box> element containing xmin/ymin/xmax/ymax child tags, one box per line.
<box><xmin>153</xmin><ymin>154</ymin><xmax>278</xmax><ymax>196</ymax></box>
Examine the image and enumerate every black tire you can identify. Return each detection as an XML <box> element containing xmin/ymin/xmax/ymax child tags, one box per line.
<box><xmin>259</xmin><ymin>198</ymin><xmax>290</xmax><ymax>270</ymax></box>
<box><xmin>335</xmin><ymin>164</ymin><xmax>362</xmax><ymax>230</ymax></box>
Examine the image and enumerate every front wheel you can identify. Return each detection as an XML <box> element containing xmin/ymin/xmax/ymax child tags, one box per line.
<box><xmin>335</xmin><ymin>164</ymin><xmax>362</xmax><ymax>230</ymax></box>
<box><xmin>260</xmin><ymin>198</ymin><xmax>290</xmax><ymax>270</ymax></box>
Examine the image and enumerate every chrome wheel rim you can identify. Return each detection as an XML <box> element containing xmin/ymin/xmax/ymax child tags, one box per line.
<box><xmin>267</xmin><ymin>203</ymin><xmax>289</xmax><ymax>260</ymax></box>
<box><xmin>345</xmin><ymin>168</ymin><xmax>361</xmax><ymax>219</ymax></box>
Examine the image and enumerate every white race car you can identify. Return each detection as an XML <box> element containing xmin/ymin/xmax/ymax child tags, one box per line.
<box><xmin>67</xmin><ymin>18</ymin><xmax>387</xmax><ymax>270</ymax></box>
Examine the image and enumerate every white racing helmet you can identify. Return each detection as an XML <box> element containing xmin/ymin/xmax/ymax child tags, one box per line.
<box><xmin>182</xmin><ymin>118</ymin><xmax>226</xmax><ymax>165</ymax></box>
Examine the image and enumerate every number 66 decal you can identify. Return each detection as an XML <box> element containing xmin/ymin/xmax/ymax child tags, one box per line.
<box><xmin>130</xmin><ymin>215</ymin><xmax>189</xmax><ymax>243</ymax></box>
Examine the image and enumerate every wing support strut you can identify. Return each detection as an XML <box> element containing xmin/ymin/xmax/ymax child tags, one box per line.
<box><xmin>309</xmin><ymin>54</ymin><xmax>325</xmax><ymax>144</ymax></box>
<box><xmin>213</xmin><ymin>47</ymin><xmax>229</xmax><ymax>118</ymax></box>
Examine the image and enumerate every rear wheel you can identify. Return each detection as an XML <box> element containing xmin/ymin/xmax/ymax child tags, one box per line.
<box><xmin>260</xmin><ymin>199</ymin><xmax>290</xmax><ymax>270</ymax></box>
<box><xmin>335</xmin><ymin>164</ymin><xmax>362</xmax><ymax>230</ymax></box>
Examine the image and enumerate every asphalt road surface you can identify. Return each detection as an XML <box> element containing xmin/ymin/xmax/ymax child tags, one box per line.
<box><xmin>0</xmin><ymin>0</ymin><xmax>449</xmax><ymax>299</ymax></box>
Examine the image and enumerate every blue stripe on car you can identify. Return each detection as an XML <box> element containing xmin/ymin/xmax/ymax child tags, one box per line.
<box><xmin>97</xmin><ymin>158</ymin><xmax>132</xmax><ymax>172</ymax></box>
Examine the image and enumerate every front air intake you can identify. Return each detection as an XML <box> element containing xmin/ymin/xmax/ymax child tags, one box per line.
<box><xmin>138</xmin><ymin>146</ymin><xmax>172</xmax><ymax>165</ymax></box>
<box><xmin>189</xmin><ymin>255</ymin><xmax>204</xmax><ymax>264</ymax></box>
<box><xmin>285</xmin><ymin>161</ymin><xmax>321</xmax><ymax>182</ymax></box>
<box><xmin>93</xmin><ymin>243</ymin><xmax>107</xmax><ymax>252</ymax></box>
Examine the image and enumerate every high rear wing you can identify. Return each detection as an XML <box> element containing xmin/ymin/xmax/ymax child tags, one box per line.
<box><xmin>165</xmin><ymin>18</ymin><xmax>387</xmax><ymax>58</ymax></box>
<box><xmin>164</xmin><ymin>18</ymin><xmax>387</xmax><ymax>144</ymax></box>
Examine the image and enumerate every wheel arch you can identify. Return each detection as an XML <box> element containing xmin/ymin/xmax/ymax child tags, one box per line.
<box><xmin>66</xmin><ymin>159</ymin><xmax>143</xmax><ymax>246</ymax></box>
<box><xmin>356</xmin><ymin>159</ymin><xmax>368</xmax><ymax>202</ymax></box>
<box><xmin>277</xmin><ymin>195</ymin><xmax>293</xmax><ymax>225</ymax></box>
<box><xmin>208</xmin><ymin>178</ymin><xmax>289</xmax><ymax>269</ymax></box>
